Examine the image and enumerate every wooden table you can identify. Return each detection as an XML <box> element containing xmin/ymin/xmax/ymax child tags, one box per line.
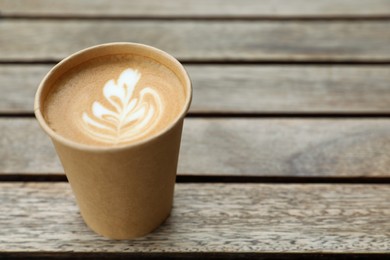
<box><xmin>1</xmin><ymin>0</ymin><xmax>390</xmax><ymax>259</ymax></box>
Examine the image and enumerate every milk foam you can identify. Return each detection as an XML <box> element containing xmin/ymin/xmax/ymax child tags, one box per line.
<box><xmin>43</xmin><ymin>53</ymin><xmax>185</xmax><ymax>147</ymax></box>
<box><xmin>81</xmin><ymin>68</ymin><xmax>163</xmax><ymax>144</ymax></box>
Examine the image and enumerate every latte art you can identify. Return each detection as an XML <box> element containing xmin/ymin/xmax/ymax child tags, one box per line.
<box><xmin>43</xmin><ymin>53</ymin><xmax>185</xmax><ymax>147</ymax></box>
<box><xmin>81</xmin><ymin>69</ymin><xmax>163</xmax><ymax>144</ymax></box>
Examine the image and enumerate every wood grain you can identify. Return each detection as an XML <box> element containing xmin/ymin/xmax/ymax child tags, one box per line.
<box><xmin>1</xmin><ymin>21</ymin><xmax>389</xmax><ymax>62</ymax></box>
<box><xmin>1</xmin><ymin>118</ymin><xmax>389</xmax><ymax>177</ymax></box>
<box><xmin>0</xmin><ymin>182</ymin><xmax>389</xmax><ymax>252</ymax></box>
<box><xmin>2</xmin><ymin>0</ymin><xmax>390</xmax><ymax>18</ymax></box>
<box><xmin>1</xmin><ymin>65</ymin><xmax>390</xmax><ymax>114</ymax></box>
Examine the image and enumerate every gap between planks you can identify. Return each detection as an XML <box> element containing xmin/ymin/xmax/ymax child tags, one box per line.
<box><xmin>3</xmin><ymin>16</ymin><xmax>390</xmax><ymax>21</ymax></box>
<box><xmin>2</xmin><ymin>61</ymin><xmax>390</xmax><ymax>65</ymax></box>
<box><xmin>2</xmin><ymin>113</ymin><xmax>390</xmax><ymax>118</ymax></box>
<box><xmin>1</xmin><ymin>252</ymin><xmax>390</xmax><ymax>260</ymax></box>
<box><xmin>1</xmin><ymin>174</ymin><xmax>390</xmax><ymax>184</ymax></box>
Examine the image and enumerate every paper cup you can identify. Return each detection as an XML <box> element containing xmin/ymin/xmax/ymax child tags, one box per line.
<box><xmin>34</xmin><ymin>43</ymin><xmax>192</xmax><ymax>239</ymax></box>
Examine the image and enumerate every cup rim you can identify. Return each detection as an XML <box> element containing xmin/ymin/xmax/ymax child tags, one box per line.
<box><xmin>34</xmin><ymin>42</ymin><xmax>192</xmax><ymax>152</ymax></box>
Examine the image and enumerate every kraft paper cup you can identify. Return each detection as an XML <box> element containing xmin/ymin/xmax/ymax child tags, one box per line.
<box><xmin>34</xmin><ymin>43</ymin><xmax>192</xmax><ymax>239</ymax></box>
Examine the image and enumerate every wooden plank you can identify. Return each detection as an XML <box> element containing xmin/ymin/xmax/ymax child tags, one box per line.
<box><xmin>1</xmin><ymin>118</ymin><xmax>389</xmax><ymax>177</ymax></box>
<box><xmin>2</xmin><ymin>0</ymin><xmax>390</xmax><ymax>18</ymax></box>
<box><xmin>1</xmin><ymin>21</ymin><xmax>389</xmax><ymax>62</ymax></box>
<box><xmin>1</xmin><ymin>65</ymin><xmax>390</xmax><ymax>114</ymax></box>
<box><xmin>0</xmin><ymin>182</ymin><xmax>389</xmax><ymax>252</ymax></box>
<box><xmin>0</xmin><ymin>65</ymin><xmax>50</xmax><ymax>113</ymax></box>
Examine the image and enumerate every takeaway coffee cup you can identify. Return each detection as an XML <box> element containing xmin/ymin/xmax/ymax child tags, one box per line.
<box><xmin>34</xmin><ymin>43</ymin><xmax>192</xmax><ymax>239</ymax></box>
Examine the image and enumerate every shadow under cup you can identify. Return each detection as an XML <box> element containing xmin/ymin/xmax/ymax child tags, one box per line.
<box><xmin>34</xmin><ymin>43</ymin><xmax>192</xmax><ymax>239</ymax></box>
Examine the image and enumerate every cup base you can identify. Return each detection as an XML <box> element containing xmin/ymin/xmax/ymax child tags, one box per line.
<box><xmin>80</xmin><ymin>206</ymin><xmax>172</xmax><ymax>240</ymax></box>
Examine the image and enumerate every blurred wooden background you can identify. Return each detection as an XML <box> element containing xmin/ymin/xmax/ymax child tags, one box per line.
<box><xmin>0</xmin><ymin>0</ymin><xmax>389</xmax><ymax>259</ymax></box>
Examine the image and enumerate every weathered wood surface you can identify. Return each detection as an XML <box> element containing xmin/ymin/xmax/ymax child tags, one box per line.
<box><xmin>1</xmin><ymin>65</ymin><xmax>390</xmax><ymax>114</ymax></box>
<box><xmin>1</xmin><ymin>21</ymin><xmax>390</xmax><ymax>62</ymax></box>
<box><xmin>0</xmin><ymin>182</ymin><xmax>389</xmax><ymax>252</ymax></box>
<box><xmin>1</xmin><ymin>118</ymin><xmax>389</xmax><ymax>176</ymax></box>
<box><xmin>2</xmin><ymin>0</ymin><xmax>390</xmax><ymax>18</ymax></box>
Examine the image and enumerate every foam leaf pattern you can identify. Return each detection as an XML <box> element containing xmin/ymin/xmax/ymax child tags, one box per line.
<box><xmin>81</xmin><ymin>68</ymin><xmax>163</xmax><ymax>144</ymax></box>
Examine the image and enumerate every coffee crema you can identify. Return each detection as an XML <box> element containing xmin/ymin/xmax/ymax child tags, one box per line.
<box><xmin>43</xmin><ymin>54</ymin><xmax>186</xmax><ymax>147</ymax></box>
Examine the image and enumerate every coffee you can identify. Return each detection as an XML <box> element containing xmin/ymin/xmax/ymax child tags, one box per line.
<box><xmin>43</xmin><ymin>54</ymin><xmax>186</xmax><ymax>147</ymax></box>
